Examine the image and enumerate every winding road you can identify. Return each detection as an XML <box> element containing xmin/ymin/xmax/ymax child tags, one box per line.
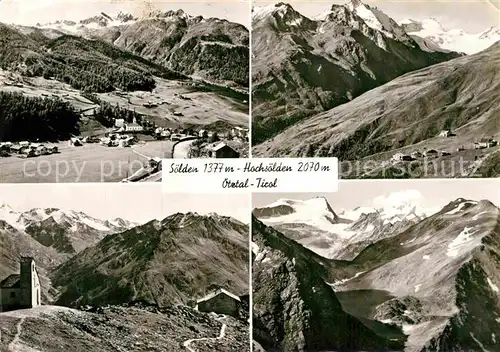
<box><xmin>173</xmin><ymin>139</ymin><xmax>197</xmax><ymax>159</ymax></box>
<box><xmin>7</xmin><ymin>317</ymin><xmax>25</xmax><ymax>352</ymax></box>
<box><xmin>182</xmin><ymin>319</ymin><xmax>227</xmax><ymax>352</ymax></box>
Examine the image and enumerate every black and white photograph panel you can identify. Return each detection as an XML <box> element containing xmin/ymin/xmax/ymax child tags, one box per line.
<box><xmin>0</xmin><ymin>0</ymin><xmax>249</xmax><ymax>184</ymax></box>
<box><xmin>251</xmin><ymin>0</ymin><xmax>500</xmax><ymax>179</ymax></box>
<box><xmin>251</xmin><ymin>179</ymin><xmax>500</xmax><ymax>351</ymax></box>
<box><xmin>0</xmin><ymin>184</ymin><xmax>250</xmax><ymax>351</ymax></box>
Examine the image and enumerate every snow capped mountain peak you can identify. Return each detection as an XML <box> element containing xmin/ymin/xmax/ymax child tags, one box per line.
<box><xmin>254</xmin><ymin>197</ymin><xmax>339</xmax><ymax>233</ymax></box>
<box><xmin>252</xmin><ymin>3</ymin><xmax>306</xmax><ymax>27</ymax></box>
<box><xmin>0</xmin><ymin>203</ymin><xmax>135</xmax><ymax>233</ymax></box>
<box><xmin>37</xmin><ymin>11</ymin><xmax>139</xmax><ymax>33</ymax></box>
<box><xmin>400</xmin><ymin>18</ymin><xmax>500</xmax><ymax>54</ymax></box>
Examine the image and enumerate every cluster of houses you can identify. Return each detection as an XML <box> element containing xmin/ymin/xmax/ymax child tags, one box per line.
<box><xmin>114</xmin><ymin>119</ymin><xmax>145</xmax><ymax>134</ymax></box>
<box><xmin>0</xmin><ymin>141</ymin><xmax>58</xmax><ymax>158</ymax></box>
<box><xmin>390</xmin><ymin>131</ymin><xmax>498</xmax><ymax>162</ymax></box>
<box><xmin>189</xmin><ymin>141</ymin><xmax>241</xmax><ymax>159</ymax></box>
<box><xmin>153</xmin><ymin>125</ymin><xmax>249</xmax><ymax>144</ymax></box>
<box><xmin>68</xmin><ymin>133</ymin><xmax>137</xmax><ymax>148</ymax></box>
<box><xmin>101</xmin><ymin>133</ymin><xmax>137</xmax><ymax>148</ymax></box>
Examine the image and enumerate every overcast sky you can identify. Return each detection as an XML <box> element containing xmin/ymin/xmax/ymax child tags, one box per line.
<box><xmin>253</xmin><ymin>179</ymin><xmax>500</xmax><ymax>215</ymax></box>
<box><xmin>254</xmin><ymin>0</ymin><xmax>500</xmax><ymax>33</ymax></box>
<box><xmin>0</xmin><ymin>0</ymin><xmax>250</xmax><ymax>27</ymax></box>
<box><xmin>0</xmin><ymin>184</ymin><xmax>250</xmax><ymax>224</ymax></box>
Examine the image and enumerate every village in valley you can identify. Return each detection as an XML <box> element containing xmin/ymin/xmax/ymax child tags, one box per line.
<box><xmin>0</xmin><ymin>71</ymin><xmax>249</xmax><ymax>183</ymax></box>
<box><xmin>390</xmin><ymin>129</ymin><xmax>499</xmax><ymax>162</ymax></box>
<box><xmin>0</xmin><ymin>0</ymin><xmax>250</xmax><ymax>183</ymax></box>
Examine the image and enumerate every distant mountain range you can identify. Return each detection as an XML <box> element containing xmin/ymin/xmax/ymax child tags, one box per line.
<box><xmin>400</xmin><ymin>18</ymin><xmax>500</xmax><ymax>55</ymax></box>
<box><xmin>251</xmin><ymin>0</ymin><xmax>461</xmax><ymax>145</ymax></box>
<box><xmin>0</xmin><ymin>207</ymin><xmax>249</xmax><ymax>308</ymax></box>
<box><xmin>53</xmin><ymin>212</ymin><xmax>250</xmax><ymax>307</ymax></box>
<box><xmin>252</xmin><ymin>196</ymin><xmax>500</xmax><ymax>351</ymax></box>
<box><xmin>9</xmin><ymin>9</ymin><xmax>249</xmax><ymax>88</ymax></box>
<box><xmin>253</xmin><ymin>196</ymin><xmax>427</xmax><ymax>259</ymax></box>
<box><xmin>0</xmin><ymin>208</ymin><xmax>250</xmax><ymax>350</ymax></box>
<box><xmin>251</xmin><ymin>1</ymin><xmax>500</xmax><ymax>178</ymax></box>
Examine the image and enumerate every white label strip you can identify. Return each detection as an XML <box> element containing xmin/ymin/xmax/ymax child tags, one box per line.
<box><xmin>162</xmin><ymin>158</ymin><xmax>338</xmax><ymax>193</ymax></box>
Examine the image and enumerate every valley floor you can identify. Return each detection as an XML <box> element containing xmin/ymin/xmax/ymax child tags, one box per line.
<box><xmin>0</xmin><ymin>140</ymin><xmax>175</xmax><ymax>183</ymax></box>
<box><xmin>0</xmin><ymin>69</ymin><xmax>249</xmax><ymax>183</ymax></box>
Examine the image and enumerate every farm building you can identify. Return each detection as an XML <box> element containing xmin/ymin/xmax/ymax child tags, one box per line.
<box><xmin>9</xmin><ymin>145</ymin><xmax>24</xmax><ymax>154</ymax></box>
<box><xmin>115</xmin><ymin>119</ymin><xmax>125</xmax><ymax>128</ymax></box>
<box><xmin>391</xmin><ymin>153</ymin><xmax>413</xmax><ymax>162</ymax></box>
<box><xmin>424</xmin><ymin>149</ymin><xmax>439</xmax><ymax>157</ymax></box>
<box><xmin>36</xmin><ymin>146</ymin><xmax>48</xmax><ymax>155</ymax></box>
<box><xmin>195</xmin><ymin>289</ymin><xmax>241</xmax><ymax>317</ymax></box>
<box><xmin>474</xmin><ymin>141</ymin><xmax>488</xmax><ymax>149</ymax></box>
<box><xmin>117</xmin><ymin>124</ymin><xmax>144</xmax><ymax>134</ymax></box>
<box><xmin>231</xmin><ymin>127</ymin><xmax>249</xmax><ymax>139</ymax></box>
<box><xmin>411</xmin><ymin>151</ymin><xmax>423</xmax><ymax>158</ymax></box>
<box><xmin>438</xmin><ymin>130</ymin><xmax>454</xmax><ymax>137</ymax></box>
<box><xmin>209</xmin><ymin>143</ymin><xmax>240</xmax><ymax>158</ymax></box>
<box><xmin>69</xmin><ymin>138</ymin><xmax>83</xmax><ymax>147</ymax></box>
<box><xmin>23</xmin><ymin>149</ymin><xmax>37</xmax><ymax>157</ymax></box>
<box><xmin>170</xmin><ymin>134</ymin><xmax>181</xmax><ymax>142</ymax></box>
<box><xmin>0</xmin><ymin>257</ymin><xmax>41</xmax><ymax>312</ymax></box>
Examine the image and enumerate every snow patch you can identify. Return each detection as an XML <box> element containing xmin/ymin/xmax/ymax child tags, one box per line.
<box><xmin>445</xmin><ymin>200</ymin><xmax>477</xmax><ymax>215</ymax></box>
<box><xmin>446</xmin><ymin>226</ymin><xmax>478</xmax><ymax>257</ymax></box>
<box><xmin>328</xmin><ymin>271</ymin><xmax>365</xmax><ymax>289</ymax></box>
<box><xmin>414</xmin><ymin>284</ymin><xmax>422</xmax><ymax>292</ymax></box>
<box><xmin>472</xmin><ymin>211</ymin><xmax>488</xmax><ymax>221</ymax></box>
<box><xmin>487</xmin><ymin>278</ymin><xmax>499</xmax><ymax>293</ymax></box>
<box><xmin>251</xmin><ymin>242</ymin><xmax>260</xmax><ymax>255</ymax></box>
<box><xmin>402</xmin><ymin>324</ymin><xmax>417</xmax><ymax>335</ymax></box>
<box><xmin>422</xmin><ymin>255</ymin><xmax>430</xmax><ymax>260</ymax></box>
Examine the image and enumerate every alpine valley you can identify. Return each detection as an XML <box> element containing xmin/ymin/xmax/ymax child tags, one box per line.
<box><xmin>0</xmin><ymin>206</ymin><xmax>250</xmax><ymax>351</ymax></box>
<box><xmin>252</xmin><ymin>195</ymin><xmax>500</xmax><ymax>351</ymax></box>
<box><xmin>251</xmin><ymin>0</ymin><xmax>500</xmax><ymax>178</ymax></box>
<box><xmin>0</xmin><ymin>7</ymin><xmax>249</xmax><ymax>183</ymax></box>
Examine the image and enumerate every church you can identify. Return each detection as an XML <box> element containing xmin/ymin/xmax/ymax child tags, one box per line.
<box><xmin>0</xmin><ymin>257</ymin><xmax>41</xmax><ymax>312</ymax></box>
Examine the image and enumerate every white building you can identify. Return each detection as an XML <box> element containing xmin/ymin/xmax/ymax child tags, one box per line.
<box><xmin>0</xmin><ymin>257</ymin><xmax>41</xmax><ymax>311</ymax></box>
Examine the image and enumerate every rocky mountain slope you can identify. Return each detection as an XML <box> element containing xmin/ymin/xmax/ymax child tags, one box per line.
<box><xmin>253</xmin><ymin>196</ymin><xmax>424</xmax><ymax>259</ymax></box>
<box><xmin>22</xmin><ymin>10</ymin><xmax>249</xmax><ymax>88</ymax></box>
<box><xmin>255</xmin><ymin>197</ymin><xmax>500</xmax><ymax>351</ymax></box>
<box><xmin>0</xmin><ymin>303</ymin><xmax>249</xmax><ymax>352</ymax></box>
<box><xmin>252</xmin><ymin>215</ymin><xmax>403</xmax><ymax>351</ymax></box>
<box><xmin>52</xmin><ymin>212</ymin><xmax>249</xmax><ymax>308</ymax></box>
<box><xmin>251</xmin><ymin>0</ymin><xmax>461</xmax><ymax>145</ymax></box>
<box><xmin>401</xmin><ymin>18</ymin><xmax>500</xmax><ymax>55</ymax></box>
<box><xmin>253</xmin><ymin>38</ymin><xmax>500</xmax><ymax>177</ymax></box>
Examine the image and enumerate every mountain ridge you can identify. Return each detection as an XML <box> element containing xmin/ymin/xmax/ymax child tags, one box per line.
<box><xmin>252</xmin><ymin>198</ymin><xmax>500</xmax><ymax>350</ymax></box>
<box><xmin>52</xmin><ymin>211</ymin><xmax>249</xmax><ymax>308</ymax></box>
<box><xmin>251</xmin><ymin>0</ymin><xmax>462</xmax><ymax>145</ymax></box>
